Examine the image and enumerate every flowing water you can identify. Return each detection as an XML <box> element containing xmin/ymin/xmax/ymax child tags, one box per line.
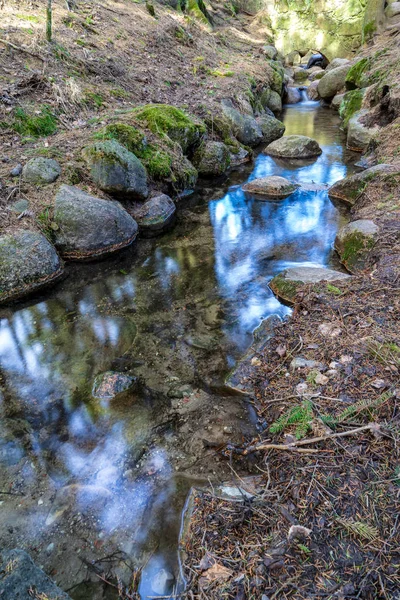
<box><xmin>0</xmin><ymin>99</ymin><xmax>357</xmax><ymax>598</ymax></box>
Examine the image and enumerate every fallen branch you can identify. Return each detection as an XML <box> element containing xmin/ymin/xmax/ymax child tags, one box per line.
<box><xmin>0</xmin><ymin>39</ymin><xmax>45</xmax><ymax>61</ymax></box>
<box><xmin>241</xmin><ymin>423</ymin><xmax>381</xmax><ymax>455</ymax></box>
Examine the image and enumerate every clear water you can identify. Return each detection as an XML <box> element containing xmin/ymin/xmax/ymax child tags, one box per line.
<box><xmin>0</xmin><ymin>100</ymin><xmax>357</xmax><ymax>598</ymax></box>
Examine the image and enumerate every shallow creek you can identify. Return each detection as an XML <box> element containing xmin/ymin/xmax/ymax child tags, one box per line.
<box><xmin>0</xmin><ymin>98</ymin><xmax>358</xmax><ymax>598</ymax></box>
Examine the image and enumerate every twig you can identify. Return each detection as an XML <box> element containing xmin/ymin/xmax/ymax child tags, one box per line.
<box><xmin>0</xmin><ymin>39</ymin><xmax>45</xmax><ymax>61</ymax></box>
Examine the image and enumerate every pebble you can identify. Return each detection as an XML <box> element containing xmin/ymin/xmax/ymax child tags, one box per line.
<box><xmin>151</xmin><ymin>568</ymin><xmax>174</xmax><ymax>595</ymax></box>
<box><xmin>37</xmin><ymin>499</ymin><xmax>43</xmax><ymax>505</ymax></box>
<box><xmin>296</xmin><ymin>382</ymin><xmax>309</xmax><ymax>395</ymax></box>
<box><xmin>46</xmin><ymin>542</ymin><xmax>55</xmax><ymax>555</ymax></box>
<box><xmin>10</xmin><ymin>164</ymin><xmax>23</xmax><ymax>177</ymax></box>
<box><xmin>291</xmin><ymin>357</ymin><xmax>323</xmax><ymax>370</ymax></box>
<box><xmin>315</xmin><ymin>373</ymin><xmax>329</xmax><ymax>385</ymax></box>
<box><xmin>223</xmin><ymin>426</ymin><xmax>233</xmax><ymax>434</ymax></box>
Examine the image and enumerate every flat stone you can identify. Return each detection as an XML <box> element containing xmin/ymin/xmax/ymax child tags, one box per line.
<box><xmin>132</xmin><ymin>194</ymin><xmax>176</xmax><ymax>237</ymax></box>
<box><xmin>269</xmin><ymin>267</ymin><xmax>351</xmax><ymax>304</ymax></box>
<box><xmin>22</xmin><ymin>157</ymin><xmax>61</xmax><ymax>185</ymax></box>
<box><xmin>328</xmin><ymin>164</ymin><xmax>398</xmax><ymax>205</ymax></box>
<box><xmin>264</xmin><ymin>135</ymin><xmax>322</xmax><ymax>159</ymax></box>
<box><xmin>242</xmin><ymin>176</ymin><xmax>299</xmax><ymax>199</ymax></box>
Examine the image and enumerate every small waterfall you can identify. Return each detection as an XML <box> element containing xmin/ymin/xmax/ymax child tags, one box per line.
<box><xmin>300</xmin><ymin>89</ymin><xmax>309</xmax><ymax>102</ymax></box>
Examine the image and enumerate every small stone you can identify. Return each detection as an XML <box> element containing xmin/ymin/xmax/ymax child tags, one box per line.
<box><xmin>296</xmin><ymin>382</ymin><xmax>308</xmax><ymax>395</ymax></box>
<box><xmin>10</xmin><ymin>164</ymin><xmax>22</xmax><ymax>177</ymax></box>
<box><xmin>371</xmin><ymin>378</ymin><xmax>386</xmax><ymax>389</ymax></box>
<box><xmin>46</xmin><ymin>543</ymin><xmax>55</xmax><ymax>555</ymax></box>
<box><xmin>291</xmin><ymin>357</ymin><xmax>323</xmax><ymax>370</ymax></box>
<box><xmin>315</xmin><ymin>373</ymin><xmax>329</xmax><ymax>385</ymax></box>
<box><xmin>151</xmin><ymin>569</ymin><xmax>174</xmax><ymax>595</ymax></box>
<box><xmin>9</xmin><ymin>199</ymin><xmax>29</xmax><ymax>214</ymax></box>
<box><xmin>223</xmin><ymin>426</ymin><xmax>233</xmax><ymax>434</ymax></box>
<box><xmin>326</xmin><ymin>369</ymin><xmax>338</xmax><ymax>377</ymax></box>
<box><xmin>38</xmin><ymin>499</ymin><xmax>44</xmax><ymax>505</ymax></box>
<box><xmin>340</xmin><ymin>355</ymin><xmax>353</xmax><ymax>364</ymax></box>
<box><xmin>318</xmin><ymin>323</ymin><xmax>342</xmax><ymax>338</ymax></box>
<box><xmin>251</xmin><ymin>357</ymin><xmax>262</xmax><ymax>366</ymax></box>
<box><xmin>22</xmin><ymin>158</ymin><xmax>61</xmax><ymax>185</ymax></box>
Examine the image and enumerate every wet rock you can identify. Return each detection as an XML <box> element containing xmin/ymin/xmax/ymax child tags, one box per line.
<box><xmin>256</xmin><ymin>114</ymin><xmax>285</xmax><ymax>144</ymax></box>
<box><xmin>132</xmin><ymin>193</ymin><xmax>176</xmax><ymax>237</ymax></box>
<box><xmin>54</xmin><ymin>185</ymin><xmax>138</xmax><ymax>260</ymax></box>
<box><xmin>221</xmin><ymin>100</ymin><xmax>263</xmax><ymax>147</ymax></box>
<box><xmin>307</xmin><ymin>81</ymin><xmax>320</xmax><ymax>101</ymax></box>
<box><xmin>193</xmin><ymin>141</ymin><xmax>231</xmax><ymax>176</ymax></box>
<box><xmin>269</xmin><ymin>267</ymin><xmax>351</xmax><ymax>304</ymax></box>
<box><xmin>22</xmin><ymin>157</ymin><xmax>61</xmax><ymax>185</ymax></box>
<box><xmin>92</xmin><ymin>371</ymin><xmax>138</xmax><ymax>400</ymax></box>
<box><xmin>10</xmin><ymin>164</ymin><xmax>22</xmax><ymax>177</ymax></box>
<box><xmin>335</xmin><ymin>219</ymin><xmax>379</xmax><ymax>273</ymax></box>
<box><xmin>264</xmin><ymin>135</ymin><xmax>322</xmax><ymax>159</ymax></box>
<box><xmin>331</xmin><ymin>93</ymin><xmax>345</xmax><ymax>111</ymax></box>
<box><xmin>326</xmin><ymin>58</ymin><xmax>350</xmax><ymax>72</ymax></box>
<box><xmin>347</xmin><ymin>110</ymin><xmax>377</xmax><ymax>152</ymax></box>
<box><xmin>0</xmin><ymin>548</ymin><xmax>71</xmax><ymax>599</ymax></box>
<box><xmin>230</xmin><ymin>147</ymin><xmax>251</xmax><ymax>166</ymax></box>
<box><xmin>82</xmin><ymin>139</ymin><xmax>148</xmax><ymax>200</ymax></box>
<box><xmin>242</xmin><ymin>176</ymin><xmax>299</xmax><ymax>199</ymax></box>
<box><xmin>328</xmin><ymin>164</ymin><xmax>398</xmax><ymax>205</ymax></box>
<box><xmin>151</xmin><ymin>569</ymin><xmax>175</xmax><ymax>595</ymax></box>
<box><xmin>317</xmin><ymin>64</ymin><xmax>351</xmax><ymax>100</ymax></box>
<box><xmin>286</xmin><ymin>87</ymin><xmax>302</xmax><ymax>104</ymax></box>
<box><xmin>0</xmin><ymin>230</ymin><xmax>64</xmax><ymax>305</ymax></box>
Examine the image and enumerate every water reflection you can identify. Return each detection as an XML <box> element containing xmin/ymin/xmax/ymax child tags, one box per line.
<box><xmin>0</xmin><ymin>100</ymin><xmax>355</xmax><ymax>598</ymax></box>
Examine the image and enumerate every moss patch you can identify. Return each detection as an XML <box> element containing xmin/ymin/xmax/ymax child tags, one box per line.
<box><xmin>339</xmin><ymin>89</ymin><xmax>364</xmax><ymax>129</ymax></box>
<box><xmin>346</xmin><ymin>58</ymin><xmax>370</xmax><ymax>90</ymax></box>
<box><xmin>269</xmin><ymin>273</ymin><xmax>300</xmax><ymax>304</ymax></box>
<box><xmin>339</xmin><ymin>232</ymin><xmax>375</xmax><ymax>271</ymax></box>
<box><xmin>13</xmin><ymin>105</ymin><xmax>57</xmax><ymax>138</ymax></box>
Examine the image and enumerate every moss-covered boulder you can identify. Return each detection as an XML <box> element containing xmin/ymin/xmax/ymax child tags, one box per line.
<box><xmin>269</xmin><ymin>267</ymin><xmax>351</xmax><ymax>304</ymax></box>
<box><xmin>317</xmin><ymin>64</ymin><xmax>352</xmax><ymax>100</ymax></box>
<box><xmin>82</xmin><ymin>140</ymin><xmax>148</xmax><ymax>199</ymax></box>
<box><xmin>293</xmin><ymin>67</ymin><xmax>308</xmax><ymax>83</ymax></box>
<box><xmin>256</xmin><ymin>114</ymin><xmax>285</xmax><ymax>144</ymax></box>
<box><xmin>54</xmin><ymin>185</ymin><xmax>138</xmax><ymax>260</ymax></box>
<box><xmin>339</xmin><ymin>89</ymin><xmax>366</xmax><ymax>129</ymax></box>
<box><xmin>22</xmin><ymin>157</ymin><xmax>61</xmax><ymax>185</ymax></box>
<box><xmin>130</xmin><ymin>104</ymin><xmax>206</xmax><ymax>154</ymax></box>
<box><xmin>0</xmin><ymin>230</ymin><xmax>64</xmax><ymax>304</ymax></box>
<box><xmin>328</xmin><ymin>164</ymin><xmax>397</xmax><ymax>206</ymax></box>
<box><xmin>346</xmin><ymin>110</ymin><xmax>377</xmax><ymax>152</ymax></box>
<box><xmin>263</xmin><ymin>45</ymin><xmax>278</xmax><ymax>60</ymax></box>
<box><xmin>345</xmin><ymin>58</ymin><xmax>370</xmax><ymax>90</ymax></box>
<box><xmin>264</xmin><ymin>135</ymin><xmax>322</xmax><ymax>159</ymax></box>
<box><xmin>132</xmin><ymin>193</ymin><xmax>176</xmax><ymax>237</ymax></box>
<box><xmin>242</xmin><ymin>176</ymin><xmax>299</xmax><ymax>199</ymax></box>
<box><xmin>221</xmin><ymin>100</ymin><xmax>263</xmax><ymax>147</ymax></box>
<box><xmin>335</xmin><ymin>219</ymin><xmax>379</xmax><ymax>273</ymax></box>
<box><xmin>267</xmin><ymin>60</ymin><xmax>285</xmax><ymax>93</ymax></box>
<box><xmin>264</xmin><ymin>90</ymin><xmax>282</xmax><ymax>114</ymax></box>
<box><xmin>192</xmin><ymin>141</ymin><xmax>231</xmax><ymax>176</ymax></box>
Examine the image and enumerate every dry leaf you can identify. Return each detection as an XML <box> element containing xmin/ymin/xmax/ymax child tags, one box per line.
<box><xmin>199</xmin><ymin>563</ymin><xmax>233</xmax><ymax>589</ymax></box>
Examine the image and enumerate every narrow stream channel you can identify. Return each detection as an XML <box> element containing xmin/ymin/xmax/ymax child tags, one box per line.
<box><xmin>0</xmin><ymin>98</ymin><xmax>358</xmax><ymax>598</ymax></box>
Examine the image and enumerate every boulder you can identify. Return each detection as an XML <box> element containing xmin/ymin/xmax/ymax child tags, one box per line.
<box><xmin>308</xmin><ymin>70</ymin><xmax>325</xmax><ymax>81</ymax></box>
<box><xmin>0</xmin><ymin>230</ymin><xmax>63</xmax><ymax>304</ymax></box>
<box><xmin>132</xmin><ymin>194</ymin><xmax>176</xmax><ymax>237</ymax></box>
<box><xmin>339</xmin><ymin>89</ymin><xmax>365</xmax><ymax>128</ymax></box>
<box><xmin>293</xmin><ymin>67</ymin><xmax>308</xmax><ymax>82</ymax></box>
<box><xmin>192</xmin><ymin>141</ymin><xmax>231</xmax><ymax>176</ymax></box>
<box><xmin>286</xmin><ymin>87</ymin><xmax>302</xmax><ymax>104</ymax></box>
<box><xmin>385</xmin><ymin>2</ymin><xmax>400</xmax><ymax>17</ymax></box>
<box><xmin>317</xmin><ymin>64</ymin><xmax>351</xmax><ymax>100</ymax></box>
<box><xmin>0</xmin><ymin>548</ymin><xmax>72</xmax><ymax>600</ymax></box>
<box><xmin>285</xmin><ymin>50</ymin><xmax>301</xmax><ymax>66</ymax></box>
<box><xmin>221</xmin><ymin>100</ymin><xmax>263</xmax><ymax>147</ymax></box>
<box><xmin>269</xmin><ymin>267</ymin><xmax>351</xmax><ymax>304</ymax></box>
<box><xmin>347</xmin><ymin>110</ymin><xmax>377</xmax><ymax>152</ymax></box>
<box><xmin>325</xmin><ymin>58</ymin><xmax>350</xmax><ymax>72</ymax></box>
<box><xmin>22</xmin><ymin>157</ymin><xmax>61</xmax><ymax>185</ymax></box>
<box><xmin>307</xmin><ymin>81</ymin><xmax>320</xmax><ymax>101</ymax></box>
<box><xmin>82</xmin><ymin>140</ymin><xmax>148</xmax><ymax>200</ymax></box>
<box><xmin>265</xmin><ymin>90</ymin><xmax>282</xmax><ymax>114</ymax></box>
<box><xmin>263</xmin><ymin>45</ymin><xmax>278</xmax><ymax>60</ymax></box>
<box><xmin>92</xmin><ymin>371</ymin><xmax>138</xmax><ymax>400</ymax></box>
<box><xmin>242</xmin><ymin>176</ymin><xmax>299</xmax><ymax>199</ymax></box>
<box><xmin>54</xmin><ymin>185</ymin><xmax>138</xmax><ymax>260</ymax></box>
<box><xmin>256</xmin><ymin>114</ymin><xmax>285</xmax><ymax>145</ymax></box>
<box><xmin>267</xmin><ymin>59</ymin><xmax>285</xmax><ymax>93</ymax></box>
<box><xmin>264</xmin><ymin>135</ymin><xmax>322</xmax><ymax>159</ymax></box>
<box><xmin>331</xmin><ymin>93</ymin><xmax>345</xmax><ymax>111</ymax></box>
<box><xmin>335</xmin><ymin>220</ymin><xmax>379</xmax><ymax>272</ymax></box>
<box><xmin>328</xmin><ymin>164</ymin><xmax>398</xmax><ymax>205</ymax></box>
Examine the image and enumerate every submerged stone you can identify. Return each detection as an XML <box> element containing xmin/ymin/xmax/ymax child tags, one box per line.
<box><xmin>54</xmin><ymin>185</ymin><xmax>138</xmax><ymax>260</ymax></box>
<box><xmin>269</xmin><ymin>267</ymin><xmax>351</xmax><ymax>304</ymax></box>
<box><xmin>92</xmin><ymin>371</ymin><xmax>138</xmax><ymax>400</ymax></box>
<box><xmin>132</xmin><ymin>194</ymin><xmax>176</xmax><ymax>237</ymax></box>
<box><xmin>242</xmin><ymin>176</ymin><xmax>299</xmax><ymax>199</ymax></box>
<box><xmin>328</xmin><ymin>164</ymin><xmax>398</xmax><ymax>205</ymax></box>
<box><xmin>335</xmin><ymin>219</ymin><xmax>379</xmax><ymax>273</ymax></box>
<box><xmin>264</xmin><ymin>135</ymin><xmax>322</xmax><ymax>159</ymax></box>
<box><xmin>22</xmin><ymin>157</ymin><xmax>61</xmax><ymax>185</ymax></box>
<box><xmin>0</xmin><ymin>230</ymin><xmax>64</xmax><ymax>304</ymax></box>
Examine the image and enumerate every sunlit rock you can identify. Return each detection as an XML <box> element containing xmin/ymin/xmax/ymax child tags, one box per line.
<box><xmin>269</xmin><ymin>267</ymin><xmax>351</xmax><ymax>304</ymax></box>
<box><xmin>256</xmin><ymin>114</ymin><xmax>285</xmax><ymax>144</ymax></box>
<box><xmin>317</xmin><ymin>65</ymin><xmax>352</xmax><ymax>100</ymax></box>
<box><xmin>285</xmin><ymin>87</ymin><xmax>302</xmax><ymax>104</ymax></box>
<box><xmin>264</xmin><ymin>135</ymin><xmax>322</xmax><ymax>159</ymax></box>
<box><xmin>242</xmin><ymin>176</ymin><xmax>299</xmax><ymax>199</ymax></box>
<box><xmin>346</xmin><ymin>109</ymin><xmax>378</xmax><ymax>151</ymax></box>
<box><xmin>328</xmin><ymin>164</ymin><xmax>398</xmax><ymax>205</ymax></box>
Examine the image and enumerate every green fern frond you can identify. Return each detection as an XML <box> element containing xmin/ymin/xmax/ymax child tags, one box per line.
<box><xmin>337</xmin><ymin>518</ymin><xmax>379</xmax><ymax>542</ymax></box>
<box><xmin>270</xmin><ymin>400</ymin><xmax>313</xmax><ymax>439</ymax></box>
<box><xmin>337</xmin><ymin>392</ymin><xmax>390</xmax><ymax>423</ymax></box>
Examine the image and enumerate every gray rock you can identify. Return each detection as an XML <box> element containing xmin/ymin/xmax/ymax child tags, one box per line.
<box><xmin>0</xmin><ymin>548</ymin><xmax>71</xmax><ymax>599</ymax></box>
<box><xmin>0</xmin><ymin>230</ymin><xmax>63</xmax><ymax>305</ymax></box>
<box><xmin>92</xmin><ymin>371</ymin><xmax>138</xmax><ymax>400</ymax></box>
<box><xmin>264</xmin><ymin>135</ymin><xmax>322</xmax><ymax>159</ymax></box>
<box><xmin>335</xmin><ymin>219</ymin><xmax>379</xmax><ymax>273</ymax></box>
<box><xmin>54</xmin><ymin>184</ymin><xmax>138</xmax><ymax>260</ymax></box>
<box><xmin>308</xmin><ymin>70</ymin><xmax>325</xmax><ymax>81</ymax></box>
<box><xmin>328</xmin><ymin>164</ymin><xmax>398</xmax><ymax>205</ymax></box>
<box><xmin>269</xmin><ymin>267</ymin><xmax>351</xmax><ymax>304</ymax></box>
<box><xmin>22</xmin><ymin>157</ymin><xmax>61</xmax><ymax>185</ymax></box>
<box><xmin>290</xmin><ymin>357</ymin><xmax>324</xmax><ymax>370</ymax></box>
<box><xmin>221</xmin><ymin>100</ymin><xmax>263</xmax><ymax>147</ymax></box>
<box><xmin>8</xmin><ymin>199</ymin><xmax>29</xmax><ymax>214</ymax></box>
<box><xmin>230</xmin><ymin>147</ymin><xmax>251</xmax><ymax>166</ymax></box>
<box><xmin>242</xmin><ymin>176</ymin><xmax>299</xmax><ymax>199</ymax></box>
<box><xmin>347</xmin><ymin>110</ymin><xmax>377</xmax><ymax>152</ymax></box>
<box><xmin>193</xmin><ymin>141</ymin><xmax>231</xmax><ymax>176</ymax></box>
<box><xmin>263</xmin><ymin>45</ymin><xmax>278</xmax><ymax>60</ymax></box>
<box><xmin>317</xmin><ymin>64</ymin><xmax>352</xmax><ymax>99</ymax></box>
<box><xmin>286</xmin><ymin>87</ymin><xmax>302</xmax><ymax>104</ymax></box>
<box><xmin>265</xmin><ymin>90</ymin><xmax>283</xmax><ymax>114</ymax></box>
<box><xmin>285</xmin><ymin>50</ymin><xmax>301</xmax><ymax>66</ymax></box>
<box><xmin>132</xmin><ymin>194</ymin><xmax>176</xmax><ymax>237</ymax></box>
<box><xmin>82</xmin><ymin>139</ymin><xmax>148</xmax><ymax>199</ymax></box>
<box><xmin>256</xmin><ymin>114</ymin><xmax>285</xmax><ymax>144</ymax></box>
<box><xmin>307</xmin><ymin>81</ymin><xmax>320</xmax><ymax>100</ymax></box>
<box><xmin>386</xmin><ymin>1</ymin><xmax>400</xmax><ymax>17</ymax></box>
<box><xmin>326</xmin><ymin>58</ymin><xmax>350</xmax><ymax>72</ymax></box>
<box><xmin>10</xmin><ymin>164</ymin><xmax>22</xmax><ymax>177</ymax></box>
<box><xmin>151</xmin><ymin>569</ymin><xmax>175</xmax><ymax>596</ymax></box>
<box><xmin>331</xmin><ymin>93</ymin><xmax>345</xmax><ymax>111</ymax></box>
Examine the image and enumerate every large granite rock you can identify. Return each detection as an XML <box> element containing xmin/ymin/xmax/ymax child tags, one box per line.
<box><xmin>326</xmin><ymin>58</ymin><xmax>350</xmax><ymax>72</ymax></box>
<box><xmin>256</xmin><ymin>114</ymin><xmax>285</xmax><ymax>145</ymax></box>
<box><xmin>0</xmin><ymin>230</ymin><xmax>63</xmax><ymax>304</ymax></box>
<box><xmin>221</xmin><ymin>100</ymin><xmax>263</xmax><ymax>147</ymax></box>
<box><xmin>328</xmin><ymin>164</ymin><xmax>398</xmax><ymax>205</ymax></box>
<box><xmin>335</xmin><ymin>219</ymin><xmax>379</xmax><ymax>272</ymax></box>
<box><xmin>22</xmin><ymin>157</ymin><xmax>61</xmax><ymax>185</ymax></box>
<box><xmin>193</xmin><ymin>141</ymin><xmax>231</xmax><ymax>176</ymax></box>
<box><xmin>54</xmin><ymin>185</ymin><xmax>138</xmax><ymax>260</ymax></box>
<box><xmin>132</xmin><ymin>194</ymin><xmax>176</xmax><ymax>237</ymax></box>
<box><xmin>347</xmin><ymin>110</ymin><xmax>377</xmax><ymax>152</ymax></box>
<box><xmin>264</xmin><ymin>135</ymin><xmax>322</xmax><ymax>159</ymax></box>
<box><xmin>269</xmin><ymin>266</ymin><xmax>351</xmax><ymax>304</ymax></box>
<box><xmin>0</xmin><ymin>548</ymin><xmax>71</xmax><ymax>599</ymax></box>
<box><xmin>82</xmin><ymin>140</ymin><xmax>148</xmax><ymax>199</ymax></box>
<box><xmin>317</xmin><ymin>64</ymin><xmax>351</xmax><ymax>100</ymax></box>
<box><xmin>242</xmin><ymin>176</ymin><xmax>299</xmax><ymax>199</ymax></box>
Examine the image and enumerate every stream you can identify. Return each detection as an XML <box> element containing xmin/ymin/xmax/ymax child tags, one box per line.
<box><xmin>0</xmin><ymin>97</ymin><xmax>358</xmax><ymax>598</ymax></box>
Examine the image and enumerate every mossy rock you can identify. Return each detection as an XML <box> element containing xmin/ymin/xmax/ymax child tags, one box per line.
<box><xmin>82</xmin><ymin>139</ymin><xmax>148</xmax><ymax>199</ymax></box>
<box><xmin>256</xmin><ymin>114</ymin><xmax>285</xmax><ymax>144</ymax></box>
<box><xmin>328</xmin><ymin>164</ymin><xmax>398</xmax><ymax>205</ymax></box>
<box><xmin>267</xmin><ymin>60</ymin><xmax>285</xmax><ymax>93</ymax></box>
<box><xmin>346</xmin><ymin>110</ymin><xmax>376</xmax><ymax>152</ymax></box>
<box><xmin>345</xmin><ymin>58</ymin><xmax>370</xmax><ymax>90</ymax></box>
<box><xmin>132</xmin><ymin>193</ymin><xmax>176</xmax><ymax>237</ymax></box>
<box><xmin>130</xmin><ymin>104</ymin><xmax>206</xmax><ymax>154</ymax></box>
<box><xmin>339</xmin><ymin>89</ymin><xmax>365</xmax><ymax>129</ymax></box>
<box><xmin>265</xmin><ymin>90</ymin><xmax>282</xmax><ymax>114</ymax></box>
<box><xmin>270</xmin><ymin>267</ymin><xmax>351</xmax><ymax>305</ymax></box>
<box><xmin>221</xmin><ymin>100</ymin><xmax>263</xmax><ymax>147</ymax></box>
<box><xmin>335</xmin><ymin>220</ymin><xmax>379</xmax><ymax>273</ymax></box>
<box><xmin>242</xmin><ymin>176</ymin><xmax>299</xmax><ymax>199</ymax></box>
<box><xmin>0</xmin><ymin>230</ymin><xmax>64</xmax><ymax>304</ymax></box>
<box><xmin>22</xmin><ymin>157</ymin><xmax>61</xmax><ymax>185</ymax></box>
<box><xmin>192</xmin><ymin>141</ymin><xmax>231</xmax><ymax>177</ymax></box>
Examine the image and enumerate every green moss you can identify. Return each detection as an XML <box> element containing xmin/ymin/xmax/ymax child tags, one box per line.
<box><xmin>362</xmin><ymin>20</ymin><xmax>376</xmax><ymax>43</ymax></box>
<box><xmin>267</xmin><ymin>59</ymin><xmax>285</xmax><ymax>93</ymax></box>
<box><xmin>13</xmin><ymin>105</ymin><xmax>57</xmax><ymax>137</ymax></box>
<box><xmin>339</xmin><ymin>89</ymin><xmax>364</xmax><ymax>129</ymax></box>
<box><xmin>345</xmin><ymin>58</ymin><xmax>370</xmax><ymax>90</ymax></box>
<box><xmin>84</xmin><ymin>92</ymin><xmax>104</xmax><ymax>110</ymax></box>
<box><xmin>341</xmin><ymin>232</ymin><xmax>375</xmax><ymax>269</ymax></box>
<box><xmin>82</xmin><ymin>139</ymin><xmax>133</xmax><ymax>169</ymax></box>
<box><xmin>270</xmin><ymin>273</ymin><xmax>299</xmax><ymax>304</ymax></box>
